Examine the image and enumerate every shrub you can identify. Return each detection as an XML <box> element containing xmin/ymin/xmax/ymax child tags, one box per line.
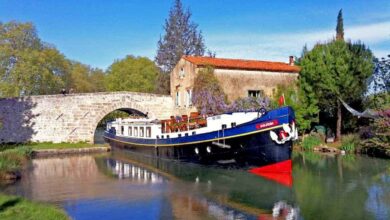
<box><xmin>341</xmin><ymin>134</ymin><xmax>360</xmax><ymax>153</ymax></box>
<box><xmin>301</xmin><ymin>135</ymin><xmax>322</xmax><ymax>150</ymax></box>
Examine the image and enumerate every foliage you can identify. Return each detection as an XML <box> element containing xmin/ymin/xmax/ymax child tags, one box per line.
<box><xmin>0</xmin><ymin>194</ymin><xmax>69</xmax><ymax>220</ymax></box>
<box><xmin>66</xmin><ymin>61</ymin><xmax>105</xmax><ymax>93</ymax></box>
<box><xmin>154</xmin><ymin>71</ymin><xmax>171</xmax><ymax>94</ymax></box>
<box><xmin>301</xmin><ymin>135</ymin><xmax>322</xmax><ymax>150</ymax></box>
<box><xmin>341</xmin><ymin>134</ymin><xmax>360</xmax><ymax>152</ymax></box>
<box><xmin>105</xmin><ymin>56</ymin><xmax>158</xmax><ymax>93</ymax></box>
<box><xmin>336</xmin><ymin>9</ymin><xmax>344</xmax><ymax>40</ymax></box>
<box><xmin>299</xmin><ymin>40</ymin><xmax>374</xmax><ymax>139</ymax></box>
<box><xmin>272</xmin><ymin>83</ymin><xmax>319</xmax><ymax>133</ymax></box>
<box><xmin>364</xmin><ymin>91</ymin><xmax>390</xmax><ymax>110</ymax></box>
<box><xmin>192</xmin><ymin>67</ymin><xmax>228</xmax><ymax>114</ymax></box>
<box><xmin>0</xmin><ymin>21</ymin><xmax>70</xmax><ymax>97</ymax></box>
<box><xmin>155</xmin><ymin>0</ymin><xmax>206</xmax><ymax>93</ymax></box>
<box><xmin>229</xmin><ymin>96</ymin><xmax>270</xmax><ymax>112</ymax></box>
<box><xmin>0</xmin><ymin>146</ymin><xmax>31</xmax><ymax>178</ymax></box>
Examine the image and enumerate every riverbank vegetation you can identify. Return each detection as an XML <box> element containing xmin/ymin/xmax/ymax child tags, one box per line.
<box><xmin>0</xmin><ymin>194</ymin><xmax>68</xmax><ymax>220</ymax></box>
<box><xmin>0</xmin><ymin>147</ymin><xmax>31</xmax><ymax>180</ymax></box>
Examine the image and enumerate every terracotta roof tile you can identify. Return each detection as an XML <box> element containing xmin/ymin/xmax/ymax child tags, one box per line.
<box><xmin>182</xmin><ymin>56</ymin><xmax>300</xmax><ymax>73</ymax></box>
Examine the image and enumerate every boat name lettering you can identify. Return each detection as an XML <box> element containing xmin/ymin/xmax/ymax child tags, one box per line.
<box><xmin>255</xmin><ymin>120</ymin><xmax>279</xmax><ymax>129</ymax></box>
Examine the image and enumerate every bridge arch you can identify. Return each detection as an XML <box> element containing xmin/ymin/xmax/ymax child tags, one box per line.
<box><xmin>89</xmin><ymin>101</ymin><xmax>154</xmax><ymax>143</ymax></box>
<box><xmin>0</xmin><ymin>92</ymin><xmax>173</xmax><ymax>144</ymax></box>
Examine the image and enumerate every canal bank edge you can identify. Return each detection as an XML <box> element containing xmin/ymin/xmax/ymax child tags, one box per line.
<box><xmin>32</xmin><ymin>146</ymin><xmax>111</xmax><ymax>157</ymax></box>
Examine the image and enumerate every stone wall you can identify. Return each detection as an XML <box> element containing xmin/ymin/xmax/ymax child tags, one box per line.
<box><xmin>214</xmin><ymin>69</ymin><xmax>299</xmax><ymax>102</ymax></box>
<box><xmin>0</xmin><ymin>92</ymin><xmax>173</xmax><ymax>143</ymax></box>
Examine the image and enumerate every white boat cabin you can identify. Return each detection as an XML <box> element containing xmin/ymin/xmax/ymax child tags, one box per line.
<box><xmin>107</xmin><ymin>112</ymin><xmax>261</xmax><ymax>140</ymax></box>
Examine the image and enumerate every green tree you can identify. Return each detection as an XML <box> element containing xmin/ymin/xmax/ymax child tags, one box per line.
<box><xmin>105</xmin><ymin>56</ymin><xmax>158</xmax><ymax>93</ymax></box>
<box><xmin>155</xmin><ymin>0</ymin><xmax>206</xmax><ymax>94</ymax></box>
<box><xmin>336</xmin><ymin>9</ymin><xmax>344</xmax><ymax>40</ymax></box>
<box><xmin>0</xmin><ymin>21</ymin><xmax>69</xmax><ymax>97</ymax></box>
<box><xmin>272</xmin><ymin>83</ymin><xmax>319</xmax><ymax>133</ymax></box>
<box><xmin>300</xmin><ymin>40</ymin><xmax>374</xmax><ymax>140</ymax></box>
<box><xmin>66</xmin><ymin>61</ymin><xmax>106</xmax><ymax>93</ymax></box>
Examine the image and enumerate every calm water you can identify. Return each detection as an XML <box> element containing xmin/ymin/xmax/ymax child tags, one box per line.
<box><xmin>1</xmin><ymin>150</ymin><xmax>389</xmax><ymax>220</ymax></box>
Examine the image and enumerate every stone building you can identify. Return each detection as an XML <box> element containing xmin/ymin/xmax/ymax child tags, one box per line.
<box><xmin>170</xmin><ymin>55</ymin><xmax>300</xmax><ymax>115</ymax></box>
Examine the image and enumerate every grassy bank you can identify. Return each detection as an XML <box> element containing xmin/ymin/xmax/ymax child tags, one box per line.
<box><xmin>0</xmin><ymin>194</ymin><xmax>68</xmax><ymax>220</ymax></box>
<box><xmin>0</xmin><ymin>147</ymin><xmax>32</xmax><ymax>180</ymax></box>
<box><xmin>295</xmin><ymin>133</ymin><xmax>390</xmax><ymax>158</ymax></box>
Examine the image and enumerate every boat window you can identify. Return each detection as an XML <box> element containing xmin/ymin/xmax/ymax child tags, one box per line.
<box><xmin>128</xmin><ymin>126</ymin><xmax>132</xmax><ymax>136</ymax></box>
<box><xmin>231</xmin><ymin>122</ymin><xmax>236</xmax><ymax>127</ymax></box>
<box><xmin>134</xmin><ymin>127</ymin><xmax>138</xmax><ymax>137</ymax></box>
<box><xmin>121</xmin><ymin>126</ymin><xmax>124</xmax><ymax>135</ymax></box>
<box><xmin>178</xmin><ymin>134</ymin><xmax>182</xmax><ymax>137</ymax></box>
<box><xmin>192</xmin><ymin>131</ymin><xmax>196</xmax><ymax>135</ymax></box>
<box><xmin>167</xmin><ymin>135</ymin><xmax>170</xmax><ymax>139</ymax></box>
<box><xmin>185</xmin><ymin>133</ymin><xmax>188</xmax><ymax>137</ymax></box>
<box><xmin>222</xmin><ymin>124</ymin><xmax>227</xmax><ymax>129</ymax></box>
<box><xmin>248</xmin><ymin>90</ymin><xmax>264</xmax><ymax>98</ymax></box>
<box><xmin>146</xmin><ymin>127</ymin><xmax>151</xmax><ymax>137</ymax></box>
<box><xmin>156</xmin><ymin>135</ymin><xmax>160</xmax><ymax>139</ymax></box>
<box><xmin>140</xmin><ymin>127</ymin><xmax>144</xmax><ymax>137</ymax></box>
<box><xmin>162</xmin><ymin>135</ymin><xmax>164</xmax><ymax>139</ymax></box>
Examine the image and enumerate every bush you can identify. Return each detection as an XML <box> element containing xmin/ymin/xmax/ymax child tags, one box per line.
<box><xmin>341</xmin><ymin>134</ymin><xmax>360</xmax><ymax>153</ymax></box>
<box><xmin>301</xmin><ymin>135</ymin><xmax>322</xmax><ymax>150</ymax></box>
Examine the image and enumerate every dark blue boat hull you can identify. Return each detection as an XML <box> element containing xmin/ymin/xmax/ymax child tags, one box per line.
<box><xmin>104</xmin><ymin>106</ymin><xmax>295</xmax><ymax>167</ymax></box>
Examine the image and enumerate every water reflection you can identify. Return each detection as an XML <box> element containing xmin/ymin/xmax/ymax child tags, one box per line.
<box><xmin>107</xmin><ymin>159</ymin><xmax>165</xmax><ymax>183</ymax></box>
<box><xmin>0</xmin><ymin>151</ymin><xmax>388</xmax><ymax>220</ymax></box>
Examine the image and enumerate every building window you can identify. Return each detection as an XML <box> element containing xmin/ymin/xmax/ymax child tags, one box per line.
<box><xmin>179</xmin><ymin>67</ymin><xmax>185</xmax><ymax>79</ymax></box>
<box><xmin>186</xmin><ymin>89</ymin><xmax>192</xmax><ymax>107</ymax></box>
<box><xmin>175</xmin><ymin>91</ymin><xmax>180</xmax><ymax>107</ymax></box>
<box><xmin>121</xmin><ymin>126</ymin><xmax>124</xmax><ymax>135</ymax></box>
<box><xmin>140</xmin><ymin>127</ymin><xmax>144</xmax><ymax>137</ymax></box>
<box><xmin>248</xmin><ymin>90</ymin><xmax>264</xmax><ymax>98</ymax></box>
<box><xmin>128</xmin><ymin>126</ymin><xmax>132</xmax><ymax>136</ymax></box>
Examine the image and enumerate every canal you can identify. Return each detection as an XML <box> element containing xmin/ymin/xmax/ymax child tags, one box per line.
<box><xmin>1</xmin><ymin>150</ymin><xmax>389</xmax><ymax>220</ymax></box>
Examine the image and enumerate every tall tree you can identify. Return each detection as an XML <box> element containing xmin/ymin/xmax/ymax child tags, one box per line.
<box><xmin>300</xmin><ymin>40</ymin><xmax>373</xmax><ymax>140</ymax></box>
<box><xmin>0</xmin><ymin>21</ymin><xmax>69</xmax><ymax>97</ymax></box>
<box><xmin>155</xmin><ymin>0</ymin><xmax>206</xmax><ymax>94</ymax></box>
<box><xmin>336</xmin><ymin>9</ymin><xmax>344</xmax><ymax>41</ymax></box>
<box><xmin>105</xmin><ymin>56</ymin><xmax>158</xmax><ymax>93</ymax></box>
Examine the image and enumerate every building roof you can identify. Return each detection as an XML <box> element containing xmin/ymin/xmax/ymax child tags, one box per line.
<box><xmin>182</xmin><ymin>56</ymin><xmax>300</xmax><ymax>73</ymax></box>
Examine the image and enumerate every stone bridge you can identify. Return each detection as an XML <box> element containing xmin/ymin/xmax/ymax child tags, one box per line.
<box><xmin>0</xmin><ymin>92</ymin><xmax>174</xmax><ymax>143</ymax></box>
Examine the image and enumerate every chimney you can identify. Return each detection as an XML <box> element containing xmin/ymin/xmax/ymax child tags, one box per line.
<box><xmin>289</xmin><ymin>56</ymin><xmax>294</xmax><ymax>66</ymax></box>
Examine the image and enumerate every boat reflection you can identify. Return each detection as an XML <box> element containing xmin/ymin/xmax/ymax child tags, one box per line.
<box><xmin>107</xmin><ymin>159</ymin><xmax>165</xmax><ymax>184</ymax></box>
<box><xmin>100</xmin><ymin>149</ymin><xmax>299</xmax><ymax>219</ymax></box>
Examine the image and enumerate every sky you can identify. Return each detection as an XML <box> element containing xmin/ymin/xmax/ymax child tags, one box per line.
<box><xmin>1</xmin><ymin>0</ymin><xmax>389</xmax><ymax>70</ymax></box>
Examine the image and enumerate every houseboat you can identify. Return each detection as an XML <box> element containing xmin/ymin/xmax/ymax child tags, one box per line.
<box><xmin>103</xmin><ymin>106</ymin><xmax>298</xmax><ymax>170</ymax></box>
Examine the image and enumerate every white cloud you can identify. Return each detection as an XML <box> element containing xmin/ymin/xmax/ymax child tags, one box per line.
<box><xmin>206</xmin><ymin>21</ymin><xmax>390</xmax><ymax>62</ymax></box>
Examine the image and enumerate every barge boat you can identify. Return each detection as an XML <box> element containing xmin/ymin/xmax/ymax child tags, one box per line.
<box><xmin>103</xmin><ymin>106</ymin><xmax>297</xmax><ymax>170</ymax></box>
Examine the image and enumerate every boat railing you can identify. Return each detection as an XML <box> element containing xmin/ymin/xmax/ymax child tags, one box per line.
<box><xmin>161</xmin><ymin>113</ymin><xmax>207</xmax><ymax>133</ymax></box>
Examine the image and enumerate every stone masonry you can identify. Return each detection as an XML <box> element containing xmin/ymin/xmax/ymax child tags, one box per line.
<box><xmin>0</xmin><ymin>92</ymin><xmax>174</xmax><ymax>143</ymax></box>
